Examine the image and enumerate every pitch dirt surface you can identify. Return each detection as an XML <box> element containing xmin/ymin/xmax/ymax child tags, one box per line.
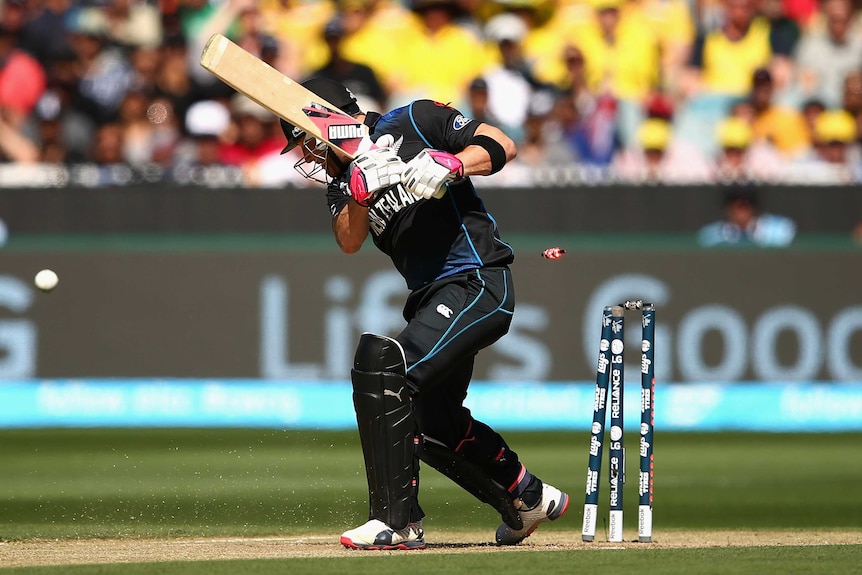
<box><xmin>3</xmin><ymin>531</ymin><xmax>860</xmax><ymax>568</ymax></box>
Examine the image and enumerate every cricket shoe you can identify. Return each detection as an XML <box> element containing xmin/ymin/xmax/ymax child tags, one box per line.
<box><xmin>340</xmin><ymin>519</ymin><xmax>426</xmax><ymax>550</ymax></box>
<box><xmin>495</xmin><ymin>482</ymin><xmax>569</xmax><ymax>545</ymax></box>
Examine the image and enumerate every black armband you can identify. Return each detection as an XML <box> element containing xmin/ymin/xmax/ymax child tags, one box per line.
<box><xmin>469</xmin><ymin>134</ymin><xmax>507</xmax><ymax>174</ymax></box>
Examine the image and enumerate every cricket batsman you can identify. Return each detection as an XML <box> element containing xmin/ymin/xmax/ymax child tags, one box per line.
<box><xmin>280</xmin><ymin>77</ymin><xmax>569</xmax><ymax>550</ymax></box>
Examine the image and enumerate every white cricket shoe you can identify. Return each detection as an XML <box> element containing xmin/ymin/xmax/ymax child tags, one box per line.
<box><xmin>495</xmin><ymin>482</ymin><xmax>569</xmax><ymax>545</ymax></box>
<box><xmin>340</xmin><ymin>518</ymin><xmax>426</xmax><ymax>550</ymax></box>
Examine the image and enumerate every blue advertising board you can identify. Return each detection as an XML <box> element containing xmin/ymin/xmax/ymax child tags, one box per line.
<box><xmin>1</xmin><ymin>380</ymin><xmax>860</xmax><ymax>432</ymax></box>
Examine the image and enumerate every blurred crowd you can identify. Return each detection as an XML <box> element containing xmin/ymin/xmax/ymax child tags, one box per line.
<box><xmin>2</xmin><ymin>0</ymin><xmax>862</xmax><ymax>188</ymax></box>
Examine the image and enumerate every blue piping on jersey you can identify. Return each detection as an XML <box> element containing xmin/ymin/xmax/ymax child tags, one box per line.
<box><xmin>487</xmin><ymin>211</ymin><xmax>514</xmax><ymax>253</ymax></box>
<box><xmin>407</xmin><ymin>269</ymin><xmax>513</xmax><ymax>373</ymax></box>
<box><xmin>447</xmin><ymin>191</ymin><xmax>484</xmax><ymax>265</ymax></box>
<box><xmin>435</xmin><ymin>263</ymin><xmax>484</xmax><ymax>282</ymax></box>
<box><xmin>408</xmin><ymin>103</ymin><xmax>433</xmax><ymax>149</ymax></box>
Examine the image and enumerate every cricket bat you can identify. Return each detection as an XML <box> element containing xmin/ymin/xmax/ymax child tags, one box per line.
<box><xmin>199</xmin><ymin>33</ymin><xmax>368</xmax><ymax>158</ymax></box>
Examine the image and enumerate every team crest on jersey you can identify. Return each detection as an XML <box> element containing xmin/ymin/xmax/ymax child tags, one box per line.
<box><xmin>453</xmin><ymin>115</ymin><xmax>472</xmax><ymax>130</ymax></box>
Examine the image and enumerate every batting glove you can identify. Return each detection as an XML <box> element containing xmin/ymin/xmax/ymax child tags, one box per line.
<box><xmin>401</xmin><ymin>149</ymin><xmax>464</xmax><ymax>200</ymax></box>
<box><xmin>347</xmin><ymin>147</ymin><xmax>405</xmax><ymax>206</ymax></box>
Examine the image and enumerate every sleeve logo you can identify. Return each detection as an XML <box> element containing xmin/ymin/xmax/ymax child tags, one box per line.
<box><xmin>453</xmin><ymin>115</ymin><xmax>472</xmax><ymax>130</ymax></box>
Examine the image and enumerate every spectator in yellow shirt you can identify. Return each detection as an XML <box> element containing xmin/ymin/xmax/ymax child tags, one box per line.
<box><xmin>259</xmin><ymin>0</ymin><xmax>334</xmax><ymax>79</ymax></box>
<box><xmin>338</xmin><ymin>0</ymin><xmax>425</xmax><ymax>97</ymax></box>
<box><xmin>748</xmin><ymin>68</ymin><xmax>810</xmax><ymax>157</ymax></box>
<box><xmin>388</xmin><ymin>0</ymin><xmax>491</xmax><ymax>108</ymax></box>
<box><xmin>498</xmin><ymin>0</ymin><xmax>588</xmax><ymax>90</ymax></box>
<box><xmin>624</xmin><ymin>0</ymin><xmax>695</xmax><ymax>100</ymax></box>
<box><xmin>575</xmin><ymin>0</ymin><xmax>662</xmax><ymax>146</ymax></box>
<box><xmin>576</xmin><ymin>0</ymin><xmax>660</xmax><ymax>101</ymax></box>
<box><xmin>682</xmin><ymin>0</ymin><xmax>772</xmax><ymax>99</ymax></box>
<box><xmin>675</xmin><ymin>0</ymin><xmax>775</xmax><ymax>156</ymax></box>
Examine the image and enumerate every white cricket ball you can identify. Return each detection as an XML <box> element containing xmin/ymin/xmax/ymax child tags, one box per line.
<box><xmin>34</xmin><ymin>269</ymin><xmax>59</xmax><ymax>292</ymax></box>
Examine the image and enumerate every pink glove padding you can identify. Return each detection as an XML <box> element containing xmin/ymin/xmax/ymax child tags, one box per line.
<box><xmin>401</xmin><ymin>149</ymin><xmax>464</xmax><ymax>200</ymax></box>
<box><xmin>347</xmin><ymin>147</ymin><xmax>405</xmax><ymax>206</ymax></box>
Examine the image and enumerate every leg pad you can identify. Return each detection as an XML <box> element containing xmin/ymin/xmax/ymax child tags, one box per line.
<box><xmin>352</xmin><ymin>333</ymin><xmax>418</xmax><ymax>529</ymax></box>
<box><xmin>420</xmin><ymin>435</ymin><xmax>523</xmax><ymax>530</ymax></box>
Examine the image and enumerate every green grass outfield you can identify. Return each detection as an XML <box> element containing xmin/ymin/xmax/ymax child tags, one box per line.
<box><xmin>2</xmin><ymin>429</ymin><xmax>861</xmax><ymax>573</ymax></box>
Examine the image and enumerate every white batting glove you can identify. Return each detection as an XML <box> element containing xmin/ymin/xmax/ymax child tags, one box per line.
<box><xmin>347</xmin><ymin>146</ymin><xmax>405</xmax><ymax>206</ymax></box>
<box><xmin>401</xmin><ymin>149</ymin><xmax>464</xmax><ymax>200</ymax></box>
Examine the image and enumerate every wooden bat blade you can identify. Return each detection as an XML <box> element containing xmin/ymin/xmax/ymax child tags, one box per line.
<box><xmin>199</xmin><ymin>33</ymin><xmax>229</xmax><ymax>73</ymax></box>
<box><xmin>199</xmin><ymin>33</ymin><xmax>367</xmax><ymax>158</ymax></box>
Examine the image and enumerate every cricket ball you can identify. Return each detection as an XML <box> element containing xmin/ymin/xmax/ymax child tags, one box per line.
<box><xmin>34</xmin><ymin>269</ymin><xmax>59</xmax><ymax>292</ymax></box>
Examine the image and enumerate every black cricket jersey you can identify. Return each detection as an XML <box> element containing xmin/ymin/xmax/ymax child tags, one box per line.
<box><xmin>327</xmin><ymin>100</ymin><xmax>514</xmax><ymax>291</ymax></box>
